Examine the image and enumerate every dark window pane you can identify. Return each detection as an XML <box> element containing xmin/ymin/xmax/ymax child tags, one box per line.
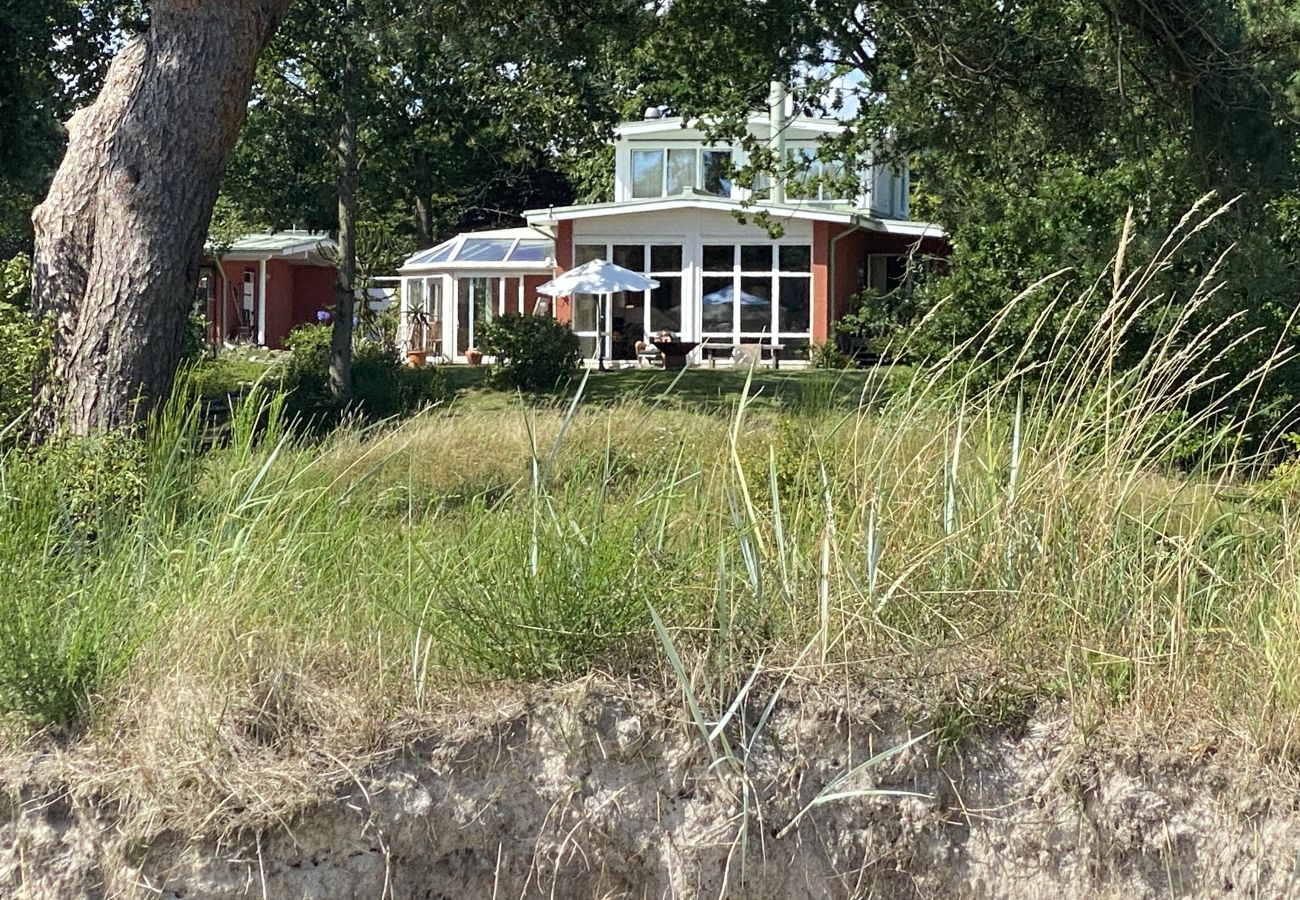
<box><xmin>612</xmin><ymin>244</ymin><xmax>645</xmax><ymax>271</ymax></box>
<box><xmin>779</xmin><ymin>277</ymin><xmax>811</xmax><ymax>333</ymax></box>
<box><xmin>703</xmin><ymin>245</ymin><xmax>734</xmax><ymax>272</ymax></box>
<box><xmin>632</xmin><ymin>149</ymin><xmax>664</xmax><ymax>198</ymax></box>
<box><xmin>739</xmin><ymin>277</ymin><xmax>773</xmax><ymax>333</ymax></box>
<box><xmin>575</xmin><ymin>244</ymin><xmax>605</xmax><ymax>266</ymax></box>
<box><xmin>779</xmin><ymin>245</ymin><xmax>811</xmax><ymax>272</ymax></box>
<box><xmin>782</xmin><ymin>338</ymin><xmax>811</xmax><ymax>359</ymax></box>
<box><xmin>740</xmin><ymin>245</ymin><xmax>772</xmax><ymax>272</ymax></box>
<box><xmin>667</xmin><ymin>149</ymin><xmax>695</xmax><ymax>195</ymax></box>
<box><xmin>615</xmin><ymin>290</ymin><xmax>646</xmax><ymax>340</ymax></box>
<box><xmin>649</xmin><ymin>276</ymin><xmax>681</xmax><ymax>333</ymax></box>
<box><xmin>702</xmin><ymin>150</ymin><xmax>732</xmax><ymax>196</ymax></box>
<box><xmin>613</xmin><ymin>290</ymin><xmax>643</xmax><ymax>358</ymax></box>
<box><xmin>650</xmin><ymin>244</ymin><xmax>682</xmax><ymax>272</ymax></box>
<box><xmin>701</xmin><ymin>276</ymin><xmax>734</xmax><ymax>331</ymax></box>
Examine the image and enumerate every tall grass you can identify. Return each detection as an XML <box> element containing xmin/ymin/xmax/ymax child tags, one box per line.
<box><xmin>2</xmin><ymin>198</ymin><xmax>1299</xmax><ymax>766</ymax></box>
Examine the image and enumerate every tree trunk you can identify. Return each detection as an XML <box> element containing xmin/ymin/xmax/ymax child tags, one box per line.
<box><xmin>329</xmin><ymin>0</ymin><xmax>360</xmax><ymax>404</ymax></box>
<box><xmin>411</xmin><ymin>147</ymin><xmax>433</xmax><ymax>247</ymax></box>
<box><xmin>30</xmin><ymin>0</ymin><xmax>292</xmax><ymax>436</ymax></box>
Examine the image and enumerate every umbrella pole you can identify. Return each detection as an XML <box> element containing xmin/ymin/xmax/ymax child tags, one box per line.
<box><xmin>598</xmin><ymin>292</ymin><xmax>606</xmax><ymax>372</ymax></box>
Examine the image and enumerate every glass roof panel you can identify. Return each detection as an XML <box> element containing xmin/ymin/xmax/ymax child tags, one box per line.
<box><xmin>454</xmin><ymin>238</ymin><xmax>514</xmax><ymax>262</ymax></box>
<box><xmin>409</xmin><ymin>242</ymin><xmax>454</xmax><ymax>265</ymax></box>
<box><xmin>508</xmin><ymin>241</ymin><xmax>551</xmax><ymax>262</ymax></box>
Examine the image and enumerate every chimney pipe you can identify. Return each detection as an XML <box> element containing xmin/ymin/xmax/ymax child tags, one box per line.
<box><xmin>769</xmin><ymin>80</ymin><xmax>787</xmax><ymax>204</ymax></box>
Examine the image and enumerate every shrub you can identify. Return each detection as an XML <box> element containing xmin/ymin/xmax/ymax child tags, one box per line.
<box><xmin>0</xmin><ymin>254</ymin><xmax>44</xmax><ymax>431</ymax></box>
<box><xmin>187</xmin><ymin>356</ymin><xmax>281</xmax><ymax>400</ymax></box>
<box><xmin>179</xmin><ymin>313</ymin><xmax>209</xmax><ymax>363</ymax></box>
<box><xmin>1254</xmin><ymin>433</ymin><xmax>1300</xmax><ymax>508</ymax></box>
<box><xmin>477</xmin><ymin>314</ymin><xmax>580</xmax><ymax>391</ymax></box>
<box><xmin>808</xmin><ymin>339</ymin><xmax>852</xmax><ymax>370</ymax></box>
<box><xmin>281</xmin><ymin>324</ymin><xmax>447</xmax><ymax>426</ymax></box>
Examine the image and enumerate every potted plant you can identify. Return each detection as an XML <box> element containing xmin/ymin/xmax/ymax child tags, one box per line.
<box><xmin>406</xmin><ymin>301</ymin><xmax>431</xmax><ymax>366</ymax></box>
<box><xmin>465</xmin><ymin>346</ymin><xmax>484</xmax><ymax>366</ymax></box>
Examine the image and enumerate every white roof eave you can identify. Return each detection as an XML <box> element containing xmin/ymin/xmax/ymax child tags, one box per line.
<box><xmin>855</xmin><ymin>217</ymin><xmax>948</xmax><ymax>239</ymax></box>
<box><xmin>398</xmin><ymin>260</ymin><xmax>556</xmax><ymax>275</ymax></box>
<box><xmin>524</xmin><ymin>197</ymin><xmax>861</xmax><ymax>226</ymax></box>
<box><xmin>615</xmin><ymin>115</ymin><xmax>845</xmax><ymax>139</ymax></box>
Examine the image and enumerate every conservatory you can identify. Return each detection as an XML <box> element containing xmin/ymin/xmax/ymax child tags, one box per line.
<box><xmin>397</xmin><ymin>226</ymin><xmax>555</xmax><ymax>363</ymax></box>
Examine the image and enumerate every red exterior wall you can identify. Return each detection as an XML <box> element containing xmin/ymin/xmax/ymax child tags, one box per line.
<box><xmin>291</xmin><ymin>265</ymin><xmax>336</xmax><ymax>333</ymax></box>
<box><xmin>832</xmin><ymin>228</ymin><xmax>870</xmax><ymax>323</ymax></box>
<box><xmin>811</xmin><ymin>221</ymin><xmax>831</xmax><ymax>344</ymax></box>
<box><xmin>552</xmin><ymin>220</ymin><xmax>574</xmax><ymax>325</ymax></box>
<box><xmin>262</xmin><ymin>260</ymin><xmax>295</xmax><ymax>349</ymax></box>
<box><xmin>522</xmin><ymin>274</ymin><xmax>549</xmax><ymax>314</ymax></box>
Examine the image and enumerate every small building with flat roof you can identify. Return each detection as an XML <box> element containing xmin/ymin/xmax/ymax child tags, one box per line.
<box><xmin>200</xmin><ymin>231</ymin><xmax>337</xmax><ymax>350</ymax></box>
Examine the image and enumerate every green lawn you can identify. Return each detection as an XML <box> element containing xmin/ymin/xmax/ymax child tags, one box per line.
<box><xmin>441</xmin><ymin>364</ymin><xmax>908</xmax><ymax>413</ymax></box>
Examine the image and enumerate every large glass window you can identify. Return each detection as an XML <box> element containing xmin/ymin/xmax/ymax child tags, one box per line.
<box><xmin>667</xmin><ymin>149</ymin><xmax>695</xmax><ymax>195</ymax></box>
<box><xmin>567</xmin><ymin>242</ymin><xmax>685</xmax><ymax>359</ymax></box>
<box><xmin>632</xmin><ymin>150</ymin><xmax>664</xmax><ymax>199</ymax></box>
<box><xmin>404</xmin><ymin>277</ymin><xmax>443</xmax><ymax>350</ymax></box>
<box><xmin>628</xmin><ymin>147</ymin><xmax>734</xmax><ymax>198</ymax></box>
<box><xmin>455</xmin><ymin>277</ymin><xmax>499</xmax><ymax>356</ymax></box>
<box><xmin>701</xmin><ymin>150</ymin><xmax>733</xmax><ymax>196</ymax></box>
<box><xmin>700</xmin><ymin>244</ymin><xmax>813</xmax><ymax>349</ymax></box>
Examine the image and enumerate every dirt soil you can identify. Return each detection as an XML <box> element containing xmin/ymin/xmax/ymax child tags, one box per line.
<box><xmin>3</xmin><ymin>677</ymin><xmax>1299</xmax><ymax>899</ymax></box>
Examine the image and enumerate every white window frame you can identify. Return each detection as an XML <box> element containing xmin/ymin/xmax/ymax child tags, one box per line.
<box><xmin>572</xmin><ymin>242</ymin><xmax>686</xmax><ymax>360</ymax></box>
<box><xmin>629</xmin><ymin>147</ymin><xmax>735</xmax><ymax>199</ymax></box>
<box><xmin>699</xmin><ymin>243</ymin><xmax>813</xmax><ymax>352</ymax></box>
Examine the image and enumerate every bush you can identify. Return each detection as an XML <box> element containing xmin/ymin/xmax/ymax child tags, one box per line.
<box><xmin>281</xmin><ymin>324</ymin><xmax>447</xmax><ymax>426</ymax></box>
<box><xmin>187</xmin><ymin>356</ymin><xmax>281</xmax><ymax>400</ymax></box>
<box><xmin>477</xmin><ymin>314</ymin><xmax>580</xmax><ymax>391</ymax></box>
<box><xmin>808</xmin><ymin>339</ymin><xmax>852</xmax><ymax>370</ymax></box>
<box><xmin>180</xmin><ymin>313</ymin><xmax>209</xmax><ymax>363</ymax></box>
<box><xmin>0</xmin><ymin>255</ymin><xmax>45</xmax><ymax>432</ymax></box>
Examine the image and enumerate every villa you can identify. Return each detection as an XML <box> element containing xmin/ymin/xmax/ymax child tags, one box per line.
<box><xmin>398</xmin><ymin>85</ymin><xmax>947</xmax><ymax>366</ymax></box>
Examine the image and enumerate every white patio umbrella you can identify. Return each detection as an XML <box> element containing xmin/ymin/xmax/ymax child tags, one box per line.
<box><xmin>537</xmin><ymin>259</ymin><xmax>661</xmax><ymax>369</ymax></box>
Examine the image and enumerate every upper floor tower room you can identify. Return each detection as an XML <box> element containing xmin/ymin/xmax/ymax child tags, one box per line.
<box><xmin>610</xmin><ymin>84</ymin><xmax>911</xmax><ymax>221</ymax></box>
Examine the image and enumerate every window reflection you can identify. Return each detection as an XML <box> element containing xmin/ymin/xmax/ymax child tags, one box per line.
<box><xmin>632</xmin><ymin>150</ymin><xmax>664</xmax><ymax>199</ymax></box>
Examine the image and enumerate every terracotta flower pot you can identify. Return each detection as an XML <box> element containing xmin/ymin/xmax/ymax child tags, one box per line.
<box><xmin>465</xmin><ymin>347</ymin><xmax>484</xmax><ymax>366</ymax></box>
<box><xmin>407</xmin><ymin>350</ymin><xmax>427</xmax><ymax>367</ymax></box>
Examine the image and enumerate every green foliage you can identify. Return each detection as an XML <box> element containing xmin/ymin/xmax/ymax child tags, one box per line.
<box><xmin>186</xmin><ymin>355</ymin><xmax>281</xmax><ymax>401</ymax></box>
<box><xmin>0</xmin><ymin>254</ymin><xmax>43</xmax><ymax>430</ymax></box>
<box><xmin>0</xmin><ymin>431</ymin><xmax>149</xmax><ymax>726</ymax></box>
<box><xmin>807</xmin><ymin>340</ymin><xmax>851</xmax><ymax>370</ymax></box>
<box><xmin>179</xmin><ymin>313</ymin><xmax>208</xmax><ymax>364</ymax></box>
<box><xmin>1255</xmin><ymin>434</ymin><xmax>1300</xmax><ymax>508</ymax></box>
<box><xmin>432</xmin><ymin>509</ymin><xmax>658</xmax><ymax>680</ymax></box>
<box><xmin>29</xmin><ymin>432</ymin><xmax>146</xmax><ymax>540</ymax></box>
<box><xmin>477</xmin><ymin>313</ymin><xmax>580</xmax><ymax>391</ymax></box>
<box><xmin>281</xmin><ymin>324</ymin><xmax>447</xmax><ymax>425</ymax></box>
